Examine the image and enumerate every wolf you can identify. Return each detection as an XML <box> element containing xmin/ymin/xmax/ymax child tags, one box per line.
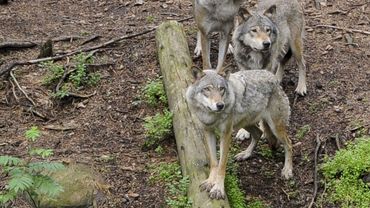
<box><xmin>192</xmin><ymin>0</ymin><xmax>243</xmax><ymax>71</ymax></box>
<box><xmin>232</xmin><ymin>0</ymin><xmax>307</xmax><ymax>96</ymax></box>
<box><xmin>186</xmin><ymin>66</ymin><xmax>293</xmax><ymax>199</ymax></box>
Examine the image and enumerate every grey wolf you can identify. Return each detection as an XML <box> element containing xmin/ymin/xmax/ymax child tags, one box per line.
<box><xmin>232</xmin><ymin>0</ymin><xmax>307</xmax><ymax>95</ymax></box>
<box><xmin>186</xmin><ymin>66</ymin><xmax>293</xmax><ymax>199</ymax></box>
<box><xmin>193</xmin><ymin>0</ymin><xmax>242</xmax><ymax>71</ymax></box>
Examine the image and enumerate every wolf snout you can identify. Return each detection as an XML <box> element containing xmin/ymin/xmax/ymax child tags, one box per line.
<box><xmin>216</xmin><ymin>102</ymin><xmax>225</xmax><ymax>111</ymax></box>
<box><xmin>263</xmin><ymin>41</ymin><xmax>271</xmax><ymax>49</ymax></box>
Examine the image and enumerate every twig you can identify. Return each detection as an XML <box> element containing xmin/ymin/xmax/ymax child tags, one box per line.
<box><xmin>334</xmin><ymin>134</ymin><xmax>341</xmax><ymax>150</ymax></box>
<box><xmin>0</xmin><ymin>16</ymin><xmax>193</xmax><ymax>78</ymax></box>
<box><xmin>316</xmin><ymin>24</ymin><xmax>370</xmax><ymax>35</ymax></box>
<box><xmin>44</xmin><ymin>124</ymin><xmax>77</xmax><ymax>131</ymax></box>
<box><xmin>67</xmin><ymin>90</ymin><xmax>96</xmax><ymax>98</ymax></box>
<box><xmin>52</xmin><ymin>35</ymin><xmax>82</xmax><ymax>42</ymax></box>
<box><xmin>281</xmin><ymin>188</ymin><xmax>290</xmax><ymax>201</ymax></box>
<box><xmin>308</xmin><ymin>134</ymin><xmax>321</xmax><ymax>208</ymax></box>
<box><xmin>0</xmin><ymin>41</ymin><xmax>37</xmax><ymax>50</ymax></box>
<box><xmin>9</xmin><ymin>69</ymin><xmax>36</xmax><ymax>106</ymax></box>
<box><xmin>81</xmin><ymin>35</ymin><xmax>101</xmax><ymax>45</ymax></box>
<box><xmin>29</xmin><ymin>108</ymin><xmax>48</xmax><ymax>120</ymax></box>
<box><xmin>9</xmin><ymin>79</ymin><xmax>19</xmax><ymax>101</ymax></box>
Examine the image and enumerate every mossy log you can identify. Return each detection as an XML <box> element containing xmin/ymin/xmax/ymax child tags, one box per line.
<box><xmin>156</xmin><ymin>21</ymin><xmax>230</xmax><ymax>208</ymax></box>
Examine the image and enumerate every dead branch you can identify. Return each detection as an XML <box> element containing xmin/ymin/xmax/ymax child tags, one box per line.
<box><xmin>9</xmin><ymin>79</ymin><xmax>19</xmax><ymax>101</ymax></box>
<box><xmin>316</xmin><ymin>25</ymin><xmax>370</xmax><ymax>35</ymax></box>
<box><xmin>52</xmin><ymin>36</ymin><xmax>82</xmax><ymax>42</ymax></box>
<box><xmin>0</xmin><ymin>16</ymin><xmax>193</xmax><ymax>78</ymax></box>
<box><xmin>308</xmin><ymin>134</ymin><xmax>322</xmax><ymax>208</ymax></box>
<box><xmin>81</xmin><ymin>35</ymin><xmax>102</xmax><ymax>46</ymax></box>
<box><xmin>0</xmin><ymin>41</ymin><xmax>37</xmax><ymax>50</ymax></box>
<box><xmin>67</xmin><ymin>91</ymin><xmax>96</xmax><ymax>98</ymax></box>
<box><xmin>44</xmin><ymin>124</ymin><xmax>77</xmax><ymax>131</ymax></box>
<box><xmin>9</xmin><ymin>68</ymin><xmax>36</xmax><ymax>106</ymax></box>
<box><xmin>29</xmin><ymin>108</ymin><xmax>48</xmax><ymax>120</ymax></box>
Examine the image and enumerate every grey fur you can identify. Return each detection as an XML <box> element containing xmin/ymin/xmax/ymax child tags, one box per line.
<box><xmin>232</xmin><ymin>0</ymin><xmax>307</xmax><ymax>95</ymax></box>
<box><xmin>193</xmin><ymin>0</ymin><xmax>242</xmax><ymax>71</ymax></box>
<box><xmin>186</xmin><ymin>69</ymin><xmax>293</xmax><ymax>199</ymax></box>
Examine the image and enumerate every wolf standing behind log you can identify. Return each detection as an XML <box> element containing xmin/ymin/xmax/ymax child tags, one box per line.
<box><xmin>192</xmin><ymin>0</ymin><xmax>242</xmax><ymax>71</ymax></box>
<box><xmin>232</xmin><ymin>0</ymin><xmax>307</xmax><ymax>96</ymax></box>
<box><xmin>186</xmin><ymin>66</ymin><xmax>293</xmax><ymax>200</ymax></box>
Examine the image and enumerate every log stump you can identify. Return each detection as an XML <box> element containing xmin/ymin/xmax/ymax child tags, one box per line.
<box><xmin>156</xmin><ymin>21</ymin><xmax>230</xmax><ymax>208</ymax></box>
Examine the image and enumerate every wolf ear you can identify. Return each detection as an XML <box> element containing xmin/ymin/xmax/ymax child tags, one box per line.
<box><xmin>238</xmin><ymin>7</ymin><xmax>251</xmax><ymax>22</ymax></box>
<box><xmin>264</xmin><ymin>5</ymin><xmax>276</xmax><ymax>18</ymax></box>
<box><xmin>191</xmin><ymin>65</ymin><xmax>205</xmax><ymax>82</ymax></box>
<box><xmin>218</xmin><ymin>64</ymin><xmax>233</xmax><ymax>80</ymax></box>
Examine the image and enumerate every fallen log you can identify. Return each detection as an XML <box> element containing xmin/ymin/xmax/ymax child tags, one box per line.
<box><xmin>156</xmin><ymin>21</ymin><xmax>230</xmax><ymax>208</ymax></box>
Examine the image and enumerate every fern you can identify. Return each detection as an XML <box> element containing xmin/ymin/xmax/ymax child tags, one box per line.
<box><xmin>28</xmin><ymin>162</ymin><xmax>65</xmax><ymax>173</ymax></box>
<box><xmin>34</xmin><ymin>175</ymin><xmax>64</xmax><ymax>198</ymax></box>
<box><xmin>8</xmin><ymin>173</ymin><xmax>34</xmax><ymax>193</ymax></box>
<box><xmin>0</xmin><ymin>156</ymin><xmax>22</xmax><ymax>166</ymax></box>
<box><xmin>25</xmin><ymin>126</ymin><xmax>41</xmax><ymax>142</ymax></box>
<box><xmin>30</xmin><ymin>148</ymin><xmax>54</xmax><ymax>159</ymax></box>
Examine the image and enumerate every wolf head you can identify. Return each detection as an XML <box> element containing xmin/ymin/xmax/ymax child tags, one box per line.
<box><xmin>235</xmin><ymin>5</ymin><xmax>278</xmax><ymax>52</ymax></box>
<box><xmin>186</xmin><ymin>67</ymin><xmax>233</xmax><ymax>114</ymax></box>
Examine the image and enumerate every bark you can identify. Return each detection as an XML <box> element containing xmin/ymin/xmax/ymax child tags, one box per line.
<box><xmin>156</xmin><ymin>20</ymin><xmax>230</xmax><ymax>208</ymax></box>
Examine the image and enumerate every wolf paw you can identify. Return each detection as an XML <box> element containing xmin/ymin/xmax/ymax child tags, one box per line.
<box><xmin>227</xmin><ymin>44</ymin><xmax>234</xmax><ymax>54</ymax></box>
<box><xmin>199</xmin><ymin>179</ymin><xmax>215</xmax><ymax>192</ymax></box>
<box><xmin>194</xmin><ymin>45</ymin><xmax>202</xmax><ymax>57</ymax></box>
<box><xmin>282</xmin><ymin>167</ymin><xmax>293</xmax><ymax>179</ymax></box>
<box><xmin>235</xmin><ymin>128</ymin><xmax>250</xmax><ymax>141</ymax></box>
<box><xmin>295</xmin><ymin>84</ymin><xmax>307</xmax><ymax>96</ymax></box>
<box><xmin>209</xmin><ymin>183</ymin><xmax>225</xmax><ymax>200</ymax></box>
<box><xmin>234</xmin><ymin>150</ymin><xmax>252</xmax><ymax>161</ymax></box>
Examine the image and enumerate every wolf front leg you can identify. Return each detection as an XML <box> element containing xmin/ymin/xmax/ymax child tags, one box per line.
<box><xmin>209</xmin><ymin>119</ymin><xmax>233</xmax><ymax>200</ymax></box>
<box><xmin>215</xmin><ymin>32</ymin><xmax>231</xmax><ymax>72</ymax></box>
<box><xmin>200</xmin><ymin>128</ymin><xmax>219</xmax><ymax>192</ymax></box>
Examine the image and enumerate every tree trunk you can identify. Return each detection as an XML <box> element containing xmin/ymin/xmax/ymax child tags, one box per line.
<box><xmin>156</xmin><ymin>21</ymin><xmax>230</xmax><ymax>208</ymax></box>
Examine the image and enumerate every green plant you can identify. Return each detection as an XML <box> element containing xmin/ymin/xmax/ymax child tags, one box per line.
<box><xmin>143</xmin><ymin>109</ymin><xmax>173</xmax><ymax>148</ymax></box>
<box><xmin>146</xmin><ymin>15</ymin><xmax>155</xmax><ymax>23</ymax></box>
<box><xmin>41</xmin><ymin>53</ymin><xmax>100</xmax><ymax>99</ymax></box>
<box><xmin>0</xmin><ymin>126</ymin><xmax>64</xmax><ymax>207</ymax></box>
<box><xmin>295</xmin><ymin>124</ymin><xmax>311</xmax><ymax>140</ymax></box>
<box><xmin>321</xmin><ymin>137</ymin><xmax>370</xmax><ymax>208</ymax></box>
<box><xmin>155</xmin><ymin>145</ymin><xmax>164</xmax><ymax>155</ymax></box>
<box><xmin>246</xmin><ymin>198</ymin><xmax>267</xmax><ymax>208</ymax></box>
<box><xmin>142</xmin><ymin>78</ymin><xmax>167</xmax><ymax>107</ymax></box>
<box><xmin>41</xmin><ymin>61</ymin><xmax>65</xmax><ymax>85</ymax></box>
<box><xmin>226</xmin><ymin>145</ymin><xmax>247</xmax><ymax>208</ymax></box>
<box><xmin>149</xmin><ymin>162</ymin><xmax>192</xmax><ymax>208</ymax></box>
<box><xmin>259</xmin><ymin>145</ymin><xmax>273</xmax><ymax>159</ymax></box>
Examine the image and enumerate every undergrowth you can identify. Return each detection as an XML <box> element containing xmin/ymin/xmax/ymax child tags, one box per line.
<box><xmin>295</xmin><ymin>124</ymin><xmax>311</xmax><ymax>140</ymax></box>
<box><xmin>321</xmin><ymin>137</ymin><xmax>370</xmax><ymax>208</ymax></box>
<box><xmin>149</xmin><ymin>162</ymin><xmax>191</xmax><ymax>208</ymax></box>
<box><xmin>142</xmin><ymin>78</ymin><xmax>167</xmax><ymax>107</ymax></box>
<box><xmin>143</xmin><ymin>109</ymin><xmax>173</xmax><ymax>148</ymax></box>
<box><xmin>41</xmin><ymin>52</ymin><xmax>100</xmax><ymax>99</ymax></box>
<box><xmin>0</xmin><ymin>126</ymin><xmax>64</xmax><ymax>207</ymax></box>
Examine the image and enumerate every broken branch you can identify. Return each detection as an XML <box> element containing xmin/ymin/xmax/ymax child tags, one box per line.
<box><xmin>0</xmin><ymin>41</ymin><xmax>37</xmax><ymax>50</ymax></box>
<box><xmin>9</xmin><ymin>68</ymin><xmax>36</xmax><ymax>106</ymax></box>
<box><xmin>316</xmin><ymin>24</ymin><xmax>370</xmax><ymax>35</ymax></box>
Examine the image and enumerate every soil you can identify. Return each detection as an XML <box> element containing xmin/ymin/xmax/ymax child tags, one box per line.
<box><xmin>0</xmin><ymin>0</ymin><xmax>369</xmax><ymax>208</ymax></box>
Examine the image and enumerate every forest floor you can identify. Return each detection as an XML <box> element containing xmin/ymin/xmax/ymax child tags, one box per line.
<box><xmin>0</xmin><ymin>0</ymin><xmax>369</xmax><ymax>207</ymax></box>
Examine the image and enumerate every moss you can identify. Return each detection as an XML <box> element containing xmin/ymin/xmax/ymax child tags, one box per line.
<box><xmin>321</xmin><ymin>137</ymin><xmax>370</xmax><ymax>208</ymax></box>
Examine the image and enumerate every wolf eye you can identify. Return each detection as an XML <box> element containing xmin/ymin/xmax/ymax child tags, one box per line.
<box><xmin>251</xmin><ymin>29</ymin><xmax>257</xmax><ymax>33</ymax></box>
<box><xmin>266</xmin><ymin>28</ymin><xmax>271</xmax><ymax>33</ymax></box>
<box><xmin>203</xmin><ymin>86</ymin><xmax>212</xmax><ymax>92</ymax></box>
<box><xmin>219</xmin><ymin>87</ymin><xmax>225</xmax><ymax>95</ymax></box>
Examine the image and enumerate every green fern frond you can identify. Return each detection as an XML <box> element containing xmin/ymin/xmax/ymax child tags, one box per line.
<box><xmin>34</xmin><ymin>175</ymin><xmax>64</xmax><ymax>198</ymax></box>
<box><xmin>25</xmin><ymin>126</ymin><xmax>41</xmax><ymax>142</ymax></box>
<box><xmin>30</xmin><ymin>148</ymin><xmax>54</xmax><ymax>158</ymax></box>
<box><xmin>8</xmin><ymin>173</ymin><xmax>33</xmax><ymax>193</ymax></box>
<box><xmin>0</xmin><ymin>156</ymin><xmax>22</xmax><ymax>166</ymax></box>
<box><xmin>28</xmin><ymin>162</ymin><xmax>64</xmax><ymax>173</ymax></box>
<box><xmin>0</xmin><ymin>191</ymin><xmax>17</xmax><ymax>205</ymax></box>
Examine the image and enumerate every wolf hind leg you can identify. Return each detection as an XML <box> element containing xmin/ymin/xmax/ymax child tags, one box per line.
<box><xmin>234</xmin><ymin>125</ymin><xmax>262</xmax><ymax>161</ymax></box>
<box><xmin>290</xmin><ymin>31</ymin><xmax>307</xmax><ymax>96</ymax></box>
<box><xmin>264</xmin><ymin>115</ymin><xmax>293</xmax><ymax>179</ymax></box>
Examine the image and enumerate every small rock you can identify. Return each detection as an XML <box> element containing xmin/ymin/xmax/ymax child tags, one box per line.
<box><xmin>127</xmin><ymin>191</ymin><xmax>140</xmax><ymax>199</ymax></box>
<box><xmin>134</xmin><ymin>0</ymin><xmax>144</xmax><ymax>6</ymax></box>
<box><xmin>333</xmin><ymin>105</ymin><xmax>342</xmax><ymax>113</ymax></box>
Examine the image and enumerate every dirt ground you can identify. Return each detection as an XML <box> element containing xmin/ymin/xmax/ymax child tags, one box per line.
<box><xmin>0</xmin><ymin>0</ymin><xmax>369</xmax><ymax>208</ymax></box>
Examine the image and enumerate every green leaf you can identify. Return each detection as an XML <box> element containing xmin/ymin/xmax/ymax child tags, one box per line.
<box><xmin>25</xmin><ymin>126</ymin><xmax>41</xmax><ymax>142</ymax></box>
<box><xmin>0</xmin><ymin>156</ymin><xmax>22</xmax><ymax>166</ymax></box>
<box><xmin>30</xmin><ymin>148</ymin><xmax>54</xmax><ymax>158</ymax></box>
<box><xmin>0</xmin><ymin>191</ymin><xmax>17</xmax><ymax>205</ymax></box>
<box><xmin>28</xmin><ymin>162</ymin><xmax>64</xmax><ymax>173</ymax></box>
<box><xmin>34</xmin><ymin>175</ymin><xmax>64</xmax><ymax>198</ymax></box>
<box><xmin>8</xmin><ymin>173</ymin><xmax>33</xmax><ymax>193</ymax></box>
